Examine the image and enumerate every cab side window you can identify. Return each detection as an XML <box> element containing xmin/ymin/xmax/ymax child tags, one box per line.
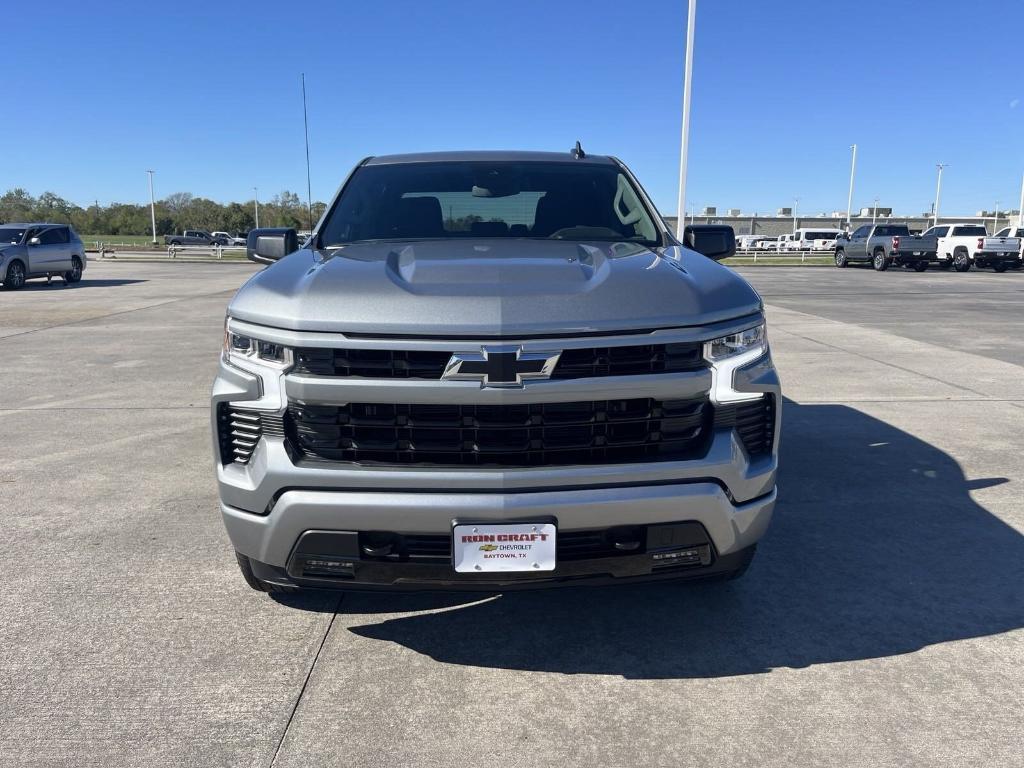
<box><xmin>37</xmin><ymin>227</ymin><xmax>68</xmax><ymax>245</ymax></box>
<box><xmin>852</xmin><ymin>226</ymin><xmax>871</xmax><ymax>238</ymax></box>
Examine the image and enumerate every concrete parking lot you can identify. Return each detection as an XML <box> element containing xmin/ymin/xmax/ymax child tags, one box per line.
<box><xmin>1</xmin><ymin>260</ymin><xmax>1022</xmax><ymax>767</ymax></box>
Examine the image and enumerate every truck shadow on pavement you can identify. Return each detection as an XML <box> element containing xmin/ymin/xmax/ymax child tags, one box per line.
<box><xmin>314</xmin><ymin>399</ymin><xmax>1024</xmax><ymax>678</ymax></box>
<box><xmin>15</xmin><ymin>278</ymin><xmax>147</xmax><ymax>290</ymax></box>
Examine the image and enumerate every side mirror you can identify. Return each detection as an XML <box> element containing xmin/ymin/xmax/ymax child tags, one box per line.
<box><xmin>682</xmin><ymin>224</ymin><xmax>735</xmax><ymax>261</ymax></box>
<box><xmin>246</xmin><ymin>227</ymin><xmax>299</xmax><ymax>264</ymax></box>
<box><xmin>28</xmin><ymin>237</ymin><xmax>41</xmax><ymax>246</ymax></box>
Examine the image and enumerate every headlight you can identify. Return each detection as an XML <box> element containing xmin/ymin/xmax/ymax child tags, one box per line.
<box><xmin>223</xmin><ymin>323</ymin><xmax>293</xmax><ymax>370</ymax></box>
<box><xmin>704</xmin><ymin>323</ymin><xmax>767</xmax><ymax>404</ymax></box>
<box><xmin>704</xmin><ymin>325</ymin><xmax>766</xmax><ymax>363</ymax></box>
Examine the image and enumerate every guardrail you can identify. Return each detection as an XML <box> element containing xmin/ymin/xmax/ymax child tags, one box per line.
<box><xmin>730</xmin><ymin>247</ymin><xmax>835</xmax><ymax>262</ymax></box>
<box><xmin>166</xmin><ymin>244</ymin><xmax>246</xmax><ymax>259</ymax></box>
<box><xmin>93</xmin><ymin>242</ymin><xmax>247</xmax><ymax>259</ymax></box>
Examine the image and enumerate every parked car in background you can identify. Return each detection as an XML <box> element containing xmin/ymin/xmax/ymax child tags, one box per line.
<box><xmin>788</xmin><ymin>228</ymin><xmax>844</xmax><ymax>252</ymax></box>
<box><xmin>921</xmin><ymin>223</ymin><xmax>990</xmax><ymax>271</ymax></box>
<box><xmin>834</xmin><ymin>224</ymin><xmax>938</xmax><ymax>271</ymax></box>
<box><xmin>164</xmin><ymin>230</ymin><xmax>229</xmax><ymax>246</ymax></box>
<box><xmin>0</xmin><ymin>223</ymin><xmax>86</xmax><ymax>290</ymax></box>
<box><xmin>771</xmin><ymin>234</ymin><xmax>795</xmax><ymax>252</ymax></box>
<box><xmin>973</xmin><ymin>230</ymin><xmax>1022</xmax><ymax>272</ymax></box>
<box><xmin>994</xmin><ymin>226</ymin><xmax>1024</xmax><ymax>239</ymax></box>
<box><xmin>216</xmin><ymin>149</ymin><xmax>779</xmax><ymax>594</ymax></box>
<box><xmin>212</xmin><ymin>231</ymin><xmax>246</xmax><ymax>246</ymax></box>
<box><xmin>735</xmin><ymin>234</ymin><xmax>760</xmax><ymax>250</ymax></box>
<box><xmin>751</xmin><ymin>236</ymin><xmax>778</xmax><ymax>251</ymax></box>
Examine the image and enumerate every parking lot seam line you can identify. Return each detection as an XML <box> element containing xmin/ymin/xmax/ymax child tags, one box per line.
<box><xmin>0</xmin><ymin>289</ymin><xmax>240</xmax><ymax>343</ymax></box>
<box><xmin>269</xmin><ymin>593</ymin><xmax>344</xmax><ymax>768</ymax></box>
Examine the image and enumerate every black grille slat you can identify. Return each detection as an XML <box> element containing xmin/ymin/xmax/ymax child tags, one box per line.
<box><xmin>291</xmin><ymin>342</ymin><xmax>704</xmax><ymax>380</ymax></box>
<box><xmin>712</xmin><ymin>395</ymin><xmax>776</xmax><ymax>457</ymax></box>
<box><xmin>217</xmin><ymin>405</ymin><xmax>266</xmax><ymax>465</ymax></box>
<box><xmin>288</xmin><ymin>398</ymin><xmax>712</xmax><ymax>467</ymax></box>
<box><xmin>552</xmin><ymin>343</ymin><xmax>704</xmax><ymax>379</ymax></box>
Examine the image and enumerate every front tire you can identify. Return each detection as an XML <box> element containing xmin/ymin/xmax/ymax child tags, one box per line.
<box><xmin>993</xmin><ymin>263</ymin><xmax>1008</xmax><ymax>273</ymax></box>
<box><xmin>64</xmin><ymin>257</ymin><xmax>83</xmax><ymax>284</ymax></box>
<box><xmin>834</xmin><ymin>250</ymin><xmax>848</xmax><ymax>268</ymax></box>
<box><xmin>872</xmin><ymin>250</ymin><xmax>889</xmax><ymax>271</ymax></box>
<box><xmin>2</xmin><ymin>259</ymin><xmax>26</xmax><ymax>290</ymax></box>
<box><xmin>913</xmin><ymin>261</ymin><xmax>928</xmax><ymax>272</ymax></box>
<box><xmin>953</xmin><ymin>249</ymin><xmax>971</xmax><ymax>272</ymax></box>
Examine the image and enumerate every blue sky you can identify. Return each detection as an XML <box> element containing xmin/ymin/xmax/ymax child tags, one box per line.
<box><xmin>3</xmin><ymin>0</ymin><xmax>1022</xmax><ymax>216</ymax></box>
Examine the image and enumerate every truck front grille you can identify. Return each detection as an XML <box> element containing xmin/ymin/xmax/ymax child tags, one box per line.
<box><xmin>286</xmin><ymin>397</ymin><xmax>711</xmax><ymax>467</ymax></box>
<box><xmin>291</xmin><ymin>342</ymin><xmax>704</xmax><ymax>380</ymax></box>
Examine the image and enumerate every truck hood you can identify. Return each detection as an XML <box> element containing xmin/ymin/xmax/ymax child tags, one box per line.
<box><xmin>228</xmin><ymin>239</ymin><xmax>762</xmax><ymax>336</ymax></box>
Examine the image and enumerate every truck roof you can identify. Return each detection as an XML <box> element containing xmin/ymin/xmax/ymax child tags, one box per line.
<box><xmin>363</xmin><ymin>150</ymin><xmax>617</xmax><ymax>166</ymax></box>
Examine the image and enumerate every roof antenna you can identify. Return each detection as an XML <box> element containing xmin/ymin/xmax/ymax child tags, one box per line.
<box><xmin>571</xmin><ymin>140</ymin><xmax>586</xmax><ymax>159</ymax></box>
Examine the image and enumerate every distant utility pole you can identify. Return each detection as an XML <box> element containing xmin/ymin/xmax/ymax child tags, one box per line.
<box><xmin>793</xmin><ymin>197</ymin><xmax>799</xmax><ymax>231</ymax></box>
<box><xmin>675</xmin><ymin>0</ymin><xmax>697</xmax><ymax>238</ymax></box>
<box><xmin>253</xmin><ymin>187</ymin><xmax>260</xmax><ymax>228</ymax></box>
<box><xmin>872</xmin><ymin>197</ymin><xmax>879</xmax><ymax>226</ymax></box>
<box><xmin>146</xmin><ymin>170</ymin><xmax>157</xmax><ymax>245</ymax></box>
<box><xmin>933</xmin><ymin>164</ymin><xmax>947</xmax><ymax>228</ymax></box>
<box><xmin>845</xmin><ymin>144</ymin><xmax>857</xmax><ymax>230</ymax></box>
<box><xmin>993</xmin><ymin>201</ymin><xmax>999</xmax><ymax>233</ymax></box>
<box><xmin>301</xmin><ymin>73</ymin><xmax>314</xmax><ymax>232</ymax></box>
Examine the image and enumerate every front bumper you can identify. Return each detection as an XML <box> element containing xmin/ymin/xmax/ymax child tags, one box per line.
<box><xmin>226</xmin><ymin>482</ymin><xmax>775</xmax><ymax>589</ymax></box>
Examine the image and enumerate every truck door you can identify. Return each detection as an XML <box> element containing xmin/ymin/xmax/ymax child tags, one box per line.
<box><xmin>847</xmin><ymin>225</ymin><xmax>871</xmax><ymax>261</ymax></box>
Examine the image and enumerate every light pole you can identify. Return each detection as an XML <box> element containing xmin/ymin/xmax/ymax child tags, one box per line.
<box><xmin>146</xmin><ymin>170</ymin><xmax>157</xmax><ymax>245</ymax></box>
<box><xmin>253</xmin><ymin>187</ymin><xmax>260</xmax><ymax>229</ymax></box>
<box><xmin>1018</xmin><ymin>172</ymin><xmax>1024</xmax><ymax>228</ymax></box>
<box><xmin>872</xmin><ymin>197</ymin><xmax>879</xmax><ymax>226</ymax></box>
<box><xmin>793</xmin><ymin>197</ymin><xmax>799</xmax><ymax>232</ymax></box>
<box><xmin>675</xmin><ymin>0</ymin><xmax>697</xmax><ymax>238</ymax></box>
<box><xmin>933</xmin><ymin>164</ymin><xmax>947</xmax><ymax>228</ymax></box>
<box><xmin>845</xmin><ymin>143</ymin><xmax>857</xmax><ymax>230</ymax></box>
<box><xmin>993</xmin><ymin>201</ymin><xmax>999</xmax><ymax>233</ymax></box>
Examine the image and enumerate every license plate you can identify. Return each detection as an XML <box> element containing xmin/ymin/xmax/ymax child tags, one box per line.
<box><xmin>453</xmin><ymin>522</ymin><xmax>557</xmax><ymax>573</ymax></box>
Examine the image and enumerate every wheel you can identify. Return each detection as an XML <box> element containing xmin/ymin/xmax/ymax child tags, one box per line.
<box><xmin>993</xmin><ymin>263</ymin><xmax>1008</xmax><ymax>273</ymax></box>
<box><xmin>234</xmin><ymin>551</ymin><xmax>296</xmax><ymax>593</ymax></box>
<box><xmin>834</xmin><ymin>250</ymin><xmax>848</xmax><ymax>268</ymax></box>
<box><xmin>2</xmin><ymin>259</ymin><xmax>26</xmax><ymax>290</ymax></box>
<box><xmin>64</xmin><ymin>257</ymin><xmax>83</xmax><ymax>284</ymax></box>
<box><xmin>169</xmin><ymin>239</ymin><xmax>182</xmax><ymax>246</ymax></box>
<box><xmin>913</xmin><ymin>261</ymin><xmax>928</xmax><ymax>272</ymax></box>
<box><xmin>872</xmin><ymin>250</ymin><xmax>889</xmax><ymax>271</ymax></box>
<box><xmin>953</xmin><ymin>249</ymin><xmax>971</xmax><ymax>272</ymax></box>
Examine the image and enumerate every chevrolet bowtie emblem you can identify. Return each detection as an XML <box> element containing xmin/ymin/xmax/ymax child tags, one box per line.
<box><xmin>442</xmin><ymin>346</ymin><xmax>561</xmax><ymax>387</ymax></box>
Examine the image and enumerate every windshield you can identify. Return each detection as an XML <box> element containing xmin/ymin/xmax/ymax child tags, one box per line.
<box><xmin>318</xmin><ymin>161</ymin><xmax>661</xmax><ymax>247</ymax></box>
<box><xmin>0</xmin><ymin>227</ymin><xmax>27</xmax><ymax>244</ymax></box>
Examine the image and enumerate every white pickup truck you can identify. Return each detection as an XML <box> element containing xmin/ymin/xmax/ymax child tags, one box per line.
<box><xmin>921</xmin><ymin>223</ymin><xmax>992</xmax><ymax>271</ymax></box>
<box><xmin>975</xmin><ymin>226</ymin><xmax>1023</xmax><ymax>271</ymax></box>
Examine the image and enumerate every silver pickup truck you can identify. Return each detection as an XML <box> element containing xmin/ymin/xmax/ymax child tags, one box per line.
<box><xmin>213</xmin><ymin>150</ymin><xmax>780</xmax><ymax>594</ymax></box>
<box><xmin>834</xmin><ymin>224</ymin><xmax>938</xmax><ymax>271</ymax></box>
